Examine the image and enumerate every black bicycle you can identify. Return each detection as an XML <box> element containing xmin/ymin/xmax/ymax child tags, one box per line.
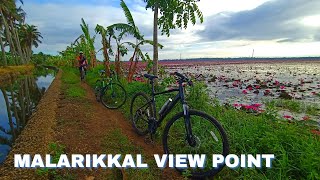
<box><xmin>130</xmin><ymin>72</ymin><xmax>229</xmax><ymax>178</ymax></box>
<box><xmin>94</xmin><ymin>70</ymin><xmax>127</xmax><ymax>109</ymax></box>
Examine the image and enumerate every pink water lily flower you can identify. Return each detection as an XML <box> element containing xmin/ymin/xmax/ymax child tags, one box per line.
<box><xmin>252</xmin><ymin>103</ymin><xmax>262</xmax><ymax>107</ymax></box>
<box><xmin>283</xmin><ymin>115</ymin><xmax>293</xmax><ymax>119</ymax></box>
<box><xmin>242</xmin><ymin>105</ymin><xmax>258</xmax><ymax>111</ymax></box>
<box><xmin>280</xmin><ymin>85</ymin><xmax>285</xmax><ymax>90</ymax></box>
<box><xmin>242</xmin><ymin>90</ymin><xmax>248</xmax><ymax>94</ymax></box>
<box><xmin>233</xmin><ymin>103</ymin><xmax>242</xmax><ymax>107</ymax></box>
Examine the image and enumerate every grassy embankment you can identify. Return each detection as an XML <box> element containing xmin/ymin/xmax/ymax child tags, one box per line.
<box><xmin>0</xmin><ymin>65</ymin><xmax>34</xmax><ymax>82</ymax></box>
<box><xmin>60</xmin><ymin>66</ymin><xmax>320</xmax><ymax>179</ymax></box>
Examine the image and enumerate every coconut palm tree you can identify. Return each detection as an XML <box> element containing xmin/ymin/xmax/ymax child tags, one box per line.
<box><xmin>19</xmin><ymin>24</ymin><xmax>43</xmax><ymax>61</ymax></box>
<box><xmin>0</xmin><ymin>0</ymin><xmax>20</xmax><ymax>64</ymax></box>
<box><xmin>0</xmin><ymin>0</ymin><xmax>27</xmax><ymax>64</ymax></box>
<box><xmin>8</xmin><ymin>6</ymin><xmax>27</xmax><ymax>63</ymax></box>
<box><xmin>0</xmin><ymin>26</ymin><xmax>7</xmax><ymax>66</ymax></box>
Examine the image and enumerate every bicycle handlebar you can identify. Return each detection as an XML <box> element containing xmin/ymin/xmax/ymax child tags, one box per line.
<box><xmin>99</xmin><ymin>70</ymin><xmax>116</xmax><ymax>76</ymax></box>
<box><xmin>173</xmin><ymin>72</ymin><xmax>193</xmax><ymax>87</ymax></box>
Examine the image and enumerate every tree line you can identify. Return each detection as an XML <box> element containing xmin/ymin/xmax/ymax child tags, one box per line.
<box><xmin>0</xmin><ymin>0</ymin><xmax>42</xmax><ymax>66</ymax></box>
<box><xmin>59</xmin><ymin>0</ymin><xmax>203</xmax><ymax>82</ymax></box>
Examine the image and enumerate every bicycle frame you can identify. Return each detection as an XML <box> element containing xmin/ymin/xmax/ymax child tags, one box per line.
<box><xmin>139</xmin><ymin>79</ymin><xmax>195</xmax><ymax>145</ymax></box>
<box><xmin>99</xmin><ymin>71</ymin><xmax>118</xmax><ymax>88</ymax></box>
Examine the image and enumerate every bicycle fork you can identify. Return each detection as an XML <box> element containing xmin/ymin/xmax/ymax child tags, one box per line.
<box><xmin>183</xmin><ymin>103</ymin><xmax>197</xmax><ymax>147</ymax></box>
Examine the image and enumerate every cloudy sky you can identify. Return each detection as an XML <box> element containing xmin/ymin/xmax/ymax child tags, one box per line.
<box><xmin>22</xmin><ymin>0</ymin><xmax>320</xmax><ymax>60</ymax></box>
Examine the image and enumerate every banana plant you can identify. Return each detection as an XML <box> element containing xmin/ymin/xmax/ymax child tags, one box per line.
<box><xmin>125</xmin><ymin>40</ymin><xmax>163</xmax><ymax>82</ymax></box>
<box><xmin>80</xmin><ymin>18</ymin><xmax>96</xmax><ymax>68</ymax></box>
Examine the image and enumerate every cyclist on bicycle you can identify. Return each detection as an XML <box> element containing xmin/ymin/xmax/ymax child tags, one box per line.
<box><xmin>76</xmin><ymin>51</ymin><xmax>88</xmax><ymax>75</ymax></box>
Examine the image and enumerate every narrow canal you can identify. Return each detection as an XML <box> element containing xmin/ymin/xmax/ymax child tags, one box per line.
<box><xmin>0</xmin><ymin>67</ymin><xmax>56</xmax><ymax>164</ymax></box>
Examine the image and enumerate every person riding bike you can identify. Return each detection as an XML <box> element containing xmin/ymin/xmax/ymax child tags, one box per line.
<box><xmin>76</xmin><ymin>51</ymin><xmax>88</xmax><ymax>75</ymax></box>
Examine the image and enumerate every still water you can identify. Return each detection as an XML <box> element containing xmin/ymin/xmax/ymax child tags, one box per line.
<box><xmin>0</xmin><ymin>67</ymin><xmax>56</xmax><ymax>164</ymax></box>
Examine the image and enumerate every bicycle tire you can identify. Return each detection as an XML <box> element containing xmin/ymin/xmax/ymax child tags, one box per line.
<box><xmin>94</xmin><ymin>80</ymin><xmax>102</xmax><ymax>102</ymax></box>
<box><xmin>80</xmin><ymin>67</ymin><xmax>85</xmax><ymax>81</ymax></box>
<box><xmin>162</xmin><ymin>109</ymin><xmax>229</xmax><ymax>178</ymax></box>
<box><xmin>130</xmin><ymin>92</ymin><xmax>154</xmax><ymax>135</ymax></box>
<box><xmin>100</xmin><ymin>83</ymin><xmax>127</xmax><ymax>109</ymax></box>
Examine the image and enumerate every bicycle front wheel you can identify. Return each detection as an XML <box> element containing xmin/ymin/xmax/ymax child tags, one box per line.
<box><xmin>101</xmin><ymin>83</ymin><xmax>127</xmax><ymax>109</ymax></box>
<box><xmin>163</xmin><ymin>110</ymin><xmax>229</xmax><ymax>178</ymax></box>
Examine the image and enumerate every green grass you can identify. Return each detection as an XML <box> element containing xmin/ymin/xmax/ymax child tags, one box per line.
<box><xmin>61</xmin><ymin>68</ymin><xmax>80</xmax><ymax>84</ymax></box>
<box><xmin>61</xmin><ymin>67</ymin><xmax>86</xmax><ymax>98</ymax></box>
<box><xmin>86</xmin><ymin>66</ymin><xmax>320</xmax><ymax>180</ymax></box>
<box><xmin>65</xmin><ymin>85</ymin><xmax>86</xmax><ymax>98</ymax></box>
<box><xmin>265</xmin><ymin>99</ymin><xmax>320</xmax><ymax>116</ymax></box>
<box><xmin>36</xmin><ymin>142</ymin><xmax>74</xmax><ymax>179</ymax></box>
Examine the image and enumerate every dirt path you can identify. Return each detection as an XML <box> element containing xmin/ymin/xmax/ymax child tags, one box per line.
<box><xmin>56</xmin><ymin>82</ymin><xmax>182</xmax><ymax>179</ymax></box>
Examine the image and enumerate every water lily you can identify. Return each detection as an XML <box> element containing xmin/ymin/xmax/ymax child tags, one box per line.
<box><xmin>283</xmin><ymin>115</ymin><xmax>293</xmax><ymax>119</ymax></box>
<box><xmin>247</xmin><ymin>86</ymin><xmax>253</xmax><ymax>91</ymax></box>
<box><xmin>302</xmin><ymin>116</ymin><xmax>310</xmax><ymax>121</ymax></box>
<box><xmin>311</xmin><ymin>129</ymin><xmax>320</xmax><ymax>136</ymax></box>
<box><xmin>252</xmin><ymin>103</ymin><xmax>262</xmax><ymax>108</ymax></box>
<box><xmin>280</xmin><ymin>85</ymin><xmax>285</xmax><ymax>90</ymax></box>
<box><xmin>264</xmin><ymin>89</ymin><xmax>271</xmax><ymax>96</ymax></box>
<box><xmin>242</xmin><ymin>90</ymin><xmax>248</xmax><ymax>94</ymax></box>
<box><xmin>233</xmin><ymin>103</ymin><xmax>242</xmax><ymax>107</ymax></box>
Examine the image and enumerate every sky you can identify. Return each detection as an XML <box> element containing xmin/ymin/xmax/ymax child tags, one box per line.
<box><xmin>22</xmin><ymin>0</ymin><xmax>320</xmax><ymax>60</ymax></box>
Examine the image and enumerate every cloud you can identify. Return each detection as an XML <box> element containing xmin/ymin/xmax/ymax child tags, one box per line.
<box><xmin>23</xmin><ymin>1</ymin><xmax>154</xmax><ymax>55</ymax></box>
<box><xmin>199</xmin><ymin>0</ymin><xmax>320</xmax><ymax>42</ymax></box>
<box><xmin>21</xmin><ymin>0</ymin><xmax>320</xmax><ymax>59</ymax></box>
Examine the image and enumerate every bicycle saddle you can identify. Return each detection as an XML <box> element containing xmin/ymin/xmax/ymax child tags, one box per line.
<box><xmin>144</xmin><ymin>74</ymin><xmax>158</xmax><ymax>80</ymax></box>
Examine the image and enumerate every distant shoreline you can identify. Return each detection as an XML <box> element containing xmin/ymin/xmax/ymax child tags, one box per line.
<box><xmin>158</xmin><ymin>57</ymin><xmax>320</xmax><ymax>66</ymax></box>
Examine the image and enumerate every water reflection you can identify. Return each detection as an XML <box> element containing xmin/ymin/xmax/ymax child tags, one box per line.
<box><xmin>0</xmin><ymin>68</ymin><xmax>55</xmax><ymax>164</ymax></box>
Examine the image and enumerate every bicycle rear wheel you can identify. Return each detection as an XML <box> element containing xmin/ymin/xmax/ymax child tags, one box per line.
<box><xmin>162</xmin><ymin>110</ymin><xmax>229</xmax><ymax>178</ymax></box>
<box><xmin>101</xmin><ymin>83</ymin><xmax>126</xmax><ymax>109</ymax></box>
<box><xmin>130</xmin><ymin>92</ymin><xmax>154</xmax><ymax>135</ymax></box>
